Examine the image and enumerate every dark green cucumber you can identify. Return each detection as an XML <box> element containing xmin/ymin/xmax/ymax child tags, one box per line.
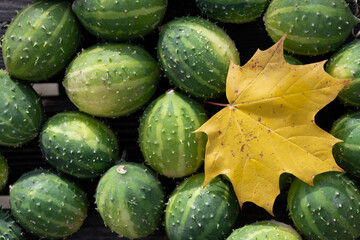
<box><xmin>63</xmin><ymin>43</ymin><xmax>160</xmax><ymax>118</ymax></box>
<box><xmin>165</xmin><ymin>173</ymin><xmax>239</xmax><ymax>240</ymax></box>
<box><xmin>0</xmin><ymin>208</ymin><xmax>25</xmax><ymax>240</ymax></box>
<box><xmin>195</xmin><ymin>0</ymin><xmax>268</xmax><ymax>23</ymax></box>
<box><xmin>157</xmin><ymin>16</ymin><xmax>240</xmax><ymax>99</ymax></box>
<box><xmin>331</xmin><ymin>111</ymin><xmax>360</xmax><ymax>178</ymax></box>
<box><xmin>72</xmin><ymin>0</ymin><xmax>167</xmax><ymax>41</ymax></box>
<box><xmin>326</xmin><ymin>39</ymin><xmax>360</xmax><ymax>106</ymax></box>
<box><xmin>284</xmin><ymin>54</ymin><xmax>303</xmax><ymax>65</ymax></box>
<box><xmin>95</xmin><ymin>162</ymin><xmax>165</xmax><ymax>239</ymax></box>
<box><xmin>2</xmin><ymin>0</ymin><xmax>81</xmax><ymax>81</ymax></box>
<box><xmin>288</xmin><ymin>172</ymin><xmax>360</xmax><ymax>240</ymax></box>
<box><xmin>39</xmin><ymin>111</ymin><xmax>119</xmax><ymax>178</ymax></box>
<box><xmin>0</xmin><ymin>154</ymin><xmax>9</xmax><ymax>192</ymax></box>
<box><xmin>10</xmin><ymin>169</ymin><xmax>88</xmax><ymax>239</ymax></box>
<box><xmin>226</xmin><ymin>220</ymin><xmax>302</xmax><ymax>240</ymax></box>
<box><xmin>264</xmin><ymin>0</ymin><xmax>358</xmax><ymax>56</ymax></box>
<box><xmin>0</xmin><ymin>70</ymin><xmax>43</xmax><ymax>147</ymax></box>
<box><xmin>138</xmin><ymin>90</ymin><xmax>208</xmax><ymax>178</ymax></box>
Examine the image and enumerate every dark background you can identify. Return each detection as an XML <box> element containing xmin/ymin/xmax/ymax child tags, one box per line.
<box><xmin>0</xmin><ymin>0</ymin><xmax>358</xmax><ymax>239</ymax></box>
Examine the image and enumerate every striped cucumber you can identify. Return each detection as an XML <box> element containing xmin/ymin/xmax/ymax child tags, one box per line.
<box><xmin>326</xmin><ymin>39</ymin><xmax>360</xmax><ymax>106</ymax></box>
<box><xmin>0</xmin><ymin>154</ymin><xmax>9</xmax><ymax>192</ymax></box>
<box><xmin>9</xmin><ymin>169</ymin><xmax>88</xmax><ymax>239</ymax></box>
<box><xmin>39</xmin><ymin>111</ymin><xmax>119</xmax><ymax>178</ymax></box>
<box><xmin>1</xmin><ymin>0</ymin><xmax>81</xmax><ymax>81</ymax></box>
<box><xmin>157</xmin><ymin>16</ymin><xmax>240</xmax><ymax>99</ymax></box>
<box><xmin>287</xmin><ymin>172</ymin><xmax>360</xmax><ymax>240</ymax></box>
<box><xmin>0</xmin><ymin>70</ymin><xmax>43</xmax><ymax>147</ymax></box>
<box><xmin>95</xmin><ymin>162</ymin><xmax>165</xmax><ymax>239</ymax></box>
<box><xmin>195</xmin><ymin>0</ymin><xmax>268</xmax><ymax>23</ymax></box>
<box><xmin>165</xmin><ymin>173</ymin><xmax>239</xmax><ymax>240</ymax></box>
<box><xmin>72</xmin><ymin>0</ymin><xmax>167</xmax><ymax>41</ymax></box>
<box><xmin>264</xmin><ymin>0</ymin><xmax>358</xmax><ymax>56</ymax></box>
<box><xmin>63</xmin><ymin>43</ymin><xmax>160</xmax><ymax>118</ymax></box>
<box><xmin>138</xmin><ymin>90</ymin><xmax>208</xmax><ymax>178</ymax></box>
<box><xmin>331</xmin><ymin>111</ymin><xmax>360</xmax><ymax>178</ymax></box>
<box><xmin>0</xmin><ymin>209</ymin><xmax>25</xmax><ymax>240</ymax></box>
<box><xmin>226</xmin><ymin>220</ymin><xmax>302</xmax><ymax>240</ymax></box>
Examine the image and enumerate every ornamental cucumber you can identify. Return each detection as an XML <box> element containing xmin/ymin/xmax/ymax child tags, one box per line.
<box><xmin>63</xmin><ymin>43</ymin><xmax>160</xmax><ymax>118</ymax></box>
<box><xmin>0</xmin><ymin>70</ymin><xmax>43</xmax><ymax>147</ymax></box>
<box><xmin>0</xmin><ymin>154</ymin><xmax>8</xmax><ymax>192</ymax></box>
<box><xmin>9</xmin><ymin>169</ymin><xmax>88</xmax><ymax>239</ymax></box>
<box><xmin>264</xmin><ymin>0</ymin><xmax>358</xmax><ymax>56</ymax></box>
<box><xmin>288</xmin><ymin>172</ymin><xmax>360</xmax><ymax>240</ymax></box>
<box><xmin>2</xmin><ymin>0</ymin><xmax>81</xmax><ymax>81</ymax></box>
<box><xmin>226</xmin><ymin>220</ymin><xmax>302</xmax><ymax>240</ymax></box>
<box><xmin>157</xmin><ymin>16</ymin><xmax>240</xmax><ymax>99</ymax></box>
<box><xmin>95</xmin><ymin>162</ymin><xmax>165</xmax><ymax>239</ymax></box>
<box><xmin>72</xmin><ymin>0</ymin><xmax>167</xmax><ymax>41</ymax></box>
<box><xmin>0</xmin><ymin>209</ymin><xmax>25</xmax><ymax>240</ymax></box>
<box><xmin>326</xmin><ymin>39</ymin><xmax>360</xmax><ymax>106</ymax></box>
<box><xmin>138</xmin><ymin>90</ymin><xmax>208</xmax><ymax>178</ymax></box>
<box><xmin>195</xmin><ymin>0</ymin><xmax>268</xmax><ymax>23</ymax></box>
<box><xmin>331</xmin><ymin>111</ymin><xmax>360</xmax><ymax>178</ymax></box>
<box><xmin>165</xmin><ymin>173</ymin><xmax>239</xmax><ymax>240</ymax></box>
<box><xmin>39</xmin><ymin>111</ymin><xmax>119</xmax><ymax>179</ymax></box>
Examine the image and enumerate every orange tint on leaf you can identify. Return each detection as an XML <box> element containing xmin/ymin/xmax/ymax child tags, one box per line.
<box><xmin>195</xmin><ymin>35</ymin><xmax>351</xmax><ymax>215</ymax></box>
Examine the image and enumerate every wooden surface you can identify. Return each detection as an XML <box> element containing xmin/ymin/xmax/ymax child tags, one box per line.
<box><xmin>0</xmin><ymin>0</ymin><xmax>358</xmax><ymax>239</ymax></box>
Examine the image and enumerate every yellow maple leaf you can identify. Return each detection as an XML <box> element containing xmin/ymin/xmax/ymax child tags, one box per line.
<box><xmin>195</xmin><ymin>36</ymin><xmax>351</xmax><ymax>215</ymax></box>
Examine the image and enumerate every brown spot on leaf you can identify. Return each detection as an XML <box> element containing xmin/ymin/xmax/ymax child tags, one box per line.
<box><xmin>218</xmin><ymin>130</ymin><xmax>222</xmax><ymax>134</ymax></box>
<box><xmin>241</xmin><ymin>144</ymin><xmax>245</xmax><ymax>152</ymax></box>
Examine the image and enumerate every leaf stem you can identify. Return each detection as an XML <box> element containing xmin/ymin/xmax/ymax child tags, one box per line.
<box><xmin>205</xmin><ymin>101</ymin><xmax>229</xmax><ymax>107</ymax></box>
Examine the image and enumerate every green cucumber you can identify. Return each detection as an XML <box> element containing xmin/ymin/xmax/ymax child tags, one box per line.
<box><xmin>157</xmin><ymin>16</ymin><xmax>240</xmax><ymax>99</ymax></box>
<box><xmin>195</xmin><ymin>0</ymin><xmax>268</xmax><ymax>23</ymax></box>
<box><xmin>0</xmin><ymin>70</ymin><xmax>43</xmax><ymax>147</ymax></box>
<box><xmin>331</xmin><ymin>111</ymin><xmax>360</xmax><ymax>178</ymax></box>
<box><xmin>0</xmin><ymin>154</ymin><xmax>9</xmax><ymax>192</ymax></box>
<box><xmin>226</xmin><ymin>220</ymin><xmax>302</xmax><ymax>240</ymax></box>
<box><xmin>0</xmin><ymin>208</ymin><xmax>25</xmax><ymax>240</ymax></box>
<box><xmin>284</xmin><ymin>54</ymin><xmax>303</xmax><ymax>65</ymax></box>
<box><xmin>1</xmin><ymin>0</ymin><xmax>81</xmax><ymax>81</ymax></box>
<box><xmin>9</xmin><ymin>169</ymin><xmax>88</xmax><ymax>239</ymax></box>
<box><xmin>72</xmin><ymin>0</ymin><xmax>167</xmax><ymax>41</ymax></box>
<box><xmin>95</xmin><ymin>162</ymin><xmax>165</xmax><ymax>239</ymax></box>
<box><xmin>63</xmin><ymin>43</ymin><xmax>160</xmax><ymax>118</ymax></box>
<box><xmin>39</xmin><ymin>111</ymin><xmax>119</xmax><ymax>178</ymax></box>
<box><xmin>138</xmin><ymin>90</ymin><xmax>208</xmax><ymax>178</ymax></box>
<box><xmin>264</xmin><ymin>0</ymin><xmax>358</xmax><ymax>56</ymax></box>
<box><xmin>165</xmin><ymin>173</ymin><xmax>239</xmax><ymax>240</ymax></box>
<box><xmin>326</xmin><ymin>39</ymin><xmax>360</xmax><ymax>106</ymax></box>
<box><xmin>288</xmin><ymin>172</ymin><xmax>360</xmax><ymax>240</ymax></box>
